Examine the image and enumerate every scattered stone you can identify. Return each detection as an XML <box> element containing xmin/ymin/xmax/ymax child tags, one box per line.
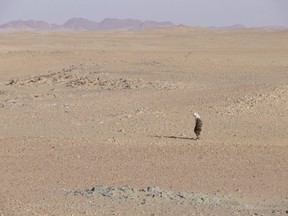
<box><xmin>91</xmin><ymin>185</ymin><xmax>106</xmax><ymax>192</ymax></box>
<box><xmin>6</xmin><ymin>79</ymin><xmax>16</xmax><ymax>85</ymax></box>
<box><xmin>101</xmin><ymin>191</ymin><xmax>113</xmax><ymax>197</ymax></box>
<box><xmin>6</xmin><ymin>63</ymin><xmax>182</xmax><ymax>91</ymax></box>
<box><xmin>118</xmin><ymin>185</ymin><xmax>130</xmax><ymax>192</ymax></box>
<box><xmin>176</xmin><ymin>192</ymin><xmax>186</xmax><ymax>199</ymax></box>
<box><xmin>66</xmin><ymin>184</ymin><xmax>247</xmax><ymax>212</ymax></box>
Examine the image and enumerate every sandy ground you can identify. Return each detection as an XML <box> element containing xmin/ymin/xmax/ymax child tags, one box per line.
<box><xmin>0</xmin><ymin>27</ymin><xmax>288</xmax><ymax>215</ymax></box>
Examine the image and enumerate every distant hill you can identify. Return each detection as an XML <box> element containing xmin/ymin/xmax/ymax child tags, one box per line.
<box><xmin>63</xmin><ymin>18</ymin><xmax>99</xmax><ymax>30</ymax></box>
<box><xmin>0</xmin><ymin>20</ymin><xmax>55</xmax><ymax>30</ymax></box>
<box><xmin>0</xmin><ymin>18</ymin><xmax>174</xmax><ymax>31</ymax></box>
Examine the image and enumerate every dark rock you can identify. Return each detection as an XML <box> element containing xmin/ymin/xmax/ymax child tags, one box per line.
<box><xmin>101</xmin><ymin>191</ymin><xmax>113</xmax><ymax>197</ymax></box>
<box><xmin>176</xmin><ymin>192</ymin><xmax>186</xmax><ymax>199</ymax></box>
<box><xmin>6</xmin><ymin>80</ymin><xmax>16</xmax><ymax>85</ymax></box>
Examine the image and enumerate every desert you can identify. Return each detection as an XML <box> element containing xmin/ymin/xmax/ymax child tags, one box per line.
<box><xmin>0</xmin><ymin>27</ymin><xmax>288</xmax><ymax>215</ymax></box>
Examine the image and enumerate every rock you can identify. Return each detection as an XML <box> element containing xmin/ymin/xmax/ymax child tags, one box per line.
<box><xmin>147</xmin><ymin>186</ymin><xmax>161</xmax><ymax>194</ymax></box>
<box><xmin>6</xmin><ymin>79</ymin><xmax>16</xmax><ymax>85</ymax></box>
<box><xmin>101</xmin><ymin>191</ymin><xmax>113</xmax><ymax>197</ymax></box>
<box><xmin>118</xmin><ymin>185</ymin><xmax>130</xmax><ymax>192</ymax></box>
<box><xmin>91</xmin><ymin>184</ymin><xmax>106</xmax><ymax>192</ymax></box>
<box><xmin>176</xmin><ymin>192</ymin><xmax>186</xmax><ymax>199</ymax></box>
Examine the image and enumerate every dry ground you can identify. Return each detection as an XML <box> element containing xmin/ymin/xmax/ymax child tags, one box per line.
<box><xmin>0</xmin><ymin>27</ymin><xmax>288</xmax><ymax>215</ymax></box>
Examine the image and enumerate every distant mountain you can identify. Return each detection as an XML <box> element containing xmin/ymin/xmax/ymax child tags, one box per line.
<box><xmin>63</xmin><ymin>18</ymin><xmax>99</xmax><ymax>30</ymax></box>
<box><xmin>0</xmin><ymin>18</ymin><xmax>174</xmax><ymax>31</ymax></box>
<box><xmin>0</xmin><ymin>20</ymin><xmax>54</xmax><ymax>30</ymax></box>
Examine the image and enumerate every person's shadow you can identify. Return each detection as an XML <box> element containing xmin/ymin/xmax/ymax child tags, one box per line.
<box><xmin>152</xmin><ymin>135</ymin><xmax>196</xmax><ymax>140</ymax></box>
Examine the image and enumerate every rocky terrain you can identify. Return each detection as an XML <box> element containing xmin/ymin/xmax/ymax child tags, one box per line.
<box><xmin>5</xmin><ymin>63</ymin><xmax>181</xmax><ymax>90</ymax></box>
<box><xmin>64</xmin><ymin>184</ymin><xmax>288</xmax><ymax>215</ymax></box>
<box><xmin>0</xmin><ymin>27</ymin><xmax>288</xmax><ymax>215</ymax></box>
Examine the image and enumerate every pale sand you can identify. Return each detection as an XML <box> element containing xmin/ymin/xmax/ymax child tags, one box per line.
<box><xmin>0</xmin><ymin>27</ymin><xmax>288</xmax><ymax>215</ymax></box>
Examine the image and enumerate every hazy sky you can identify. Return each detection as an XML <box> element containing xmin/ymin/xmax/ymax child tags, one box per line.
<box><xmin>1</xmin><ymin>0</ymin><xmax>288</xmax><ymax>27</ymax></box>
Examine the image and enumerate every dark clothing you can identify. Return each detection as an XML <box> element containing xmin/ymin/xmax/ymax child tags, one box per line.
<box><xmin>194</xmin><ymin>118</ymin><xmax>202</xmax><ymax>136</ymax></box>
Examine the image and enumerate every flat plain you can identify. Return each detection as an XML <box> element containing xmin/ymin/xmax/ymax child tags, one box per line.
<box><xmin>0</xmin><ymin>27</ymin><xmax>288</xmax><ymax>215</ymax></box>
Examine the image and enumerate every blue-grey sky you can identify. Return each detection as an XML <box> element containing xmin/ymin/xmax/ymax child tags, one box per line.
<box><xmin>1</xmin><ymin>0</ymin><xmax>288</xmax><ymax>27</ymax></box>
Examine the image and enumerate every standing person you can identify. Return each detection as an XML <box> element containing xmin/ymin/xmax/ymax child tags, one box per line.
<box><xmin>193</xmin><ymin>112</ymin><xmax>202</xmax><ymax>140</ymax></box>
